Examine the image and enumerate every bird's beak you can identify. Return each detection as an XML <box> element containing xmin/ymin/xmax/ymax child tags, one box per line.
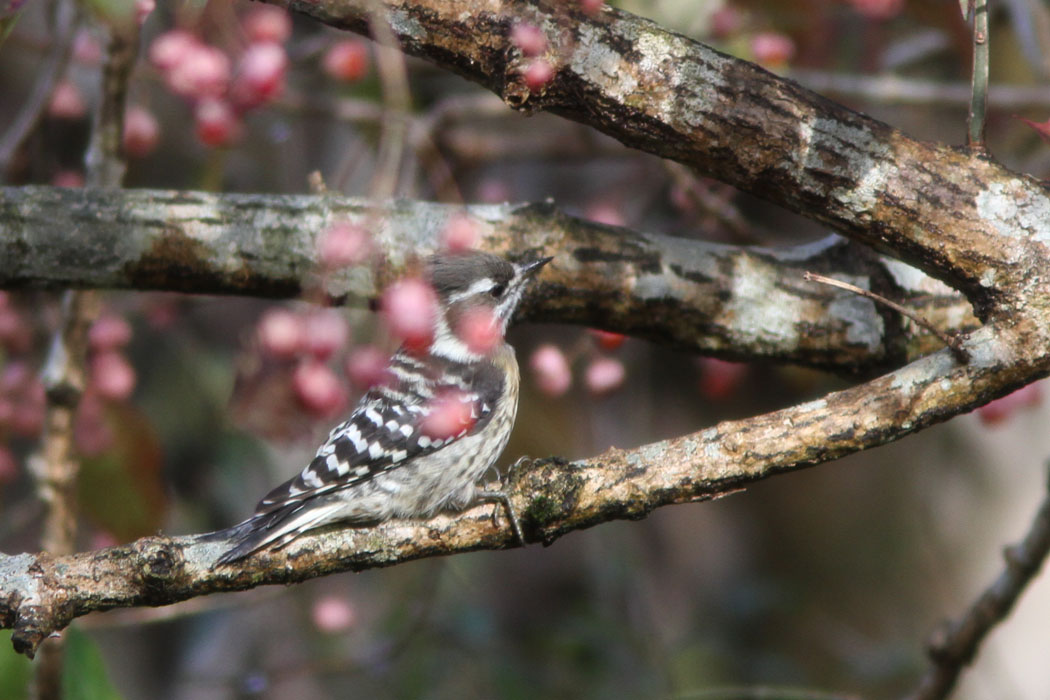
<box><xmin>520</xmin><ymin>256</ymin><xmax>554</xmax><ymax>276</ymax></box>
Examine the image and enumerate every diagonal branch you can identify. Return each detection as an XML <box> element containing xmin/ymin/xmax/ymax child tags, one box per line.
<box><xmin>0</xmin><ymin>316</ymin><xmax>1041</xmax><ymax>658</ymax></box>
<box><xmin>0</xmin><ymin>186</ymin><xmax>976</xmax><ymax>373</ymax></box>
<box><xmin>272</xmin><ymin>0</ymin><xmax>1050</xmax><ymax>311</ymax></box>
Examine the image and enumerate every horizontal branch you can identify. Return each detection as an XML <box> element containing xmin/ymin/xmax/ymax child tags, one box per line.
<box><xmin>0</xmin><ymin>185</ymin><xmax>974</xmax><ymax>373</ymax></box>
<box><xmin>0</xmin><ymin>316</ymin><xmax>1040</xmax><ymax>657</ymax></box>
<box><xmin>275</xmin><ymin>0</ymin><xmax>1050</xmax><ymax>313</ymax></box>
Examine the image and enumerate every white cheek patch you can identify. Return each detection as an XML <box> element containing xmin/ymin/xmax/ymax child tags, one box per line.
<box><xmin>447</xmin><ymin>277</ymin><xmax>496</xmax><ymax>303</ymax></box>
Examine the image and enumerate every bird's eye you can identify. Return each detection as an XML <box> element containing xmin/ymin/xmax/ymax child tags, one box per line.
<box><xmin>490</xmin><ymin>284</ymin><xmax>506</xmax><ymax>298</ymax></box>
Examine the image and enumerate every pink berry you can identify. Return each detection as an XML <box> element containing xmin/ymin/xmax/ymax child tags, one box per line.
<box><xmin>523</xmin><ymin>59</ymin><xmax>554</xmax><ymax>92</ymax></box>
<box><xmin>584</xmin><ymin>202</ymin><xmax>625</xmax><ymax>227</ymax></box>
<box><xmin>529</xmin><ymin>344</ymin><xmax>571</xmax><ymax>397</ymax></box>
<box><xmin>584</xmin><ymin>356</ymin><xmax>625</xmax><ymax>396</ymax></box>
<box><xmin>0</xmin><ymin>306</ymin><xmax>25</xmax><ymax>346</ymax></box>
<box><xmin>322</xmin><ymin>40</ymin><xmax>370</xmax><ymax>82</ymax></box>
<box><xmin>511</xmin><ymin>23</ymin><xmax>547</xmax><ymax>57</ymax></box>
<box><xmin>345</xmin><ymin>345</ymin><xmax>390</xmax><ymax>390</ymax></box>
<box><xmin>10</xmin><ymin>376</ymin><xmax>45</xmax><ymax>438</ymax></box>
<box><xmin>48</xmin><ymin>80</ymin><xmax>86</xmax><ymax>120</ymax></box>
<box><xmin>91</xmin><ymin>351</ymin><xmax>137</xmax><ymax>401</ymax></box>
<box><xmin>257</xmin><ymin>308</ymin><xmax>305</xmax><ymax>358</ymax></box>
<box><xmin>476</xmin><ymin>179</ymin><xmax>511</xmax><ymax>204</ymax></box>
<box><xmin>0</xmin><ymin>446</ymin><xmax>18</xmax><ymax>485</ymax></box>
<box><xmin>850</xmin><ymin>0</ymin><xmax>904</xmax><ymax>20</ymax></box>
<box><xmin>318</xmin><ymin>222</ymin><xmax>372</xmax><ymax>269</ymax></box>
<box><xmin>750</xmin><ymin>32</ymin><xmax>795</xmax><ymax>67</ymax></box>
<box><xmin>52</xmin><ymin>170</ymin><xmax>84</xmax><ymax>187</ymax></box>
<box><xmin>134</xmin><ymin>0</ymin><xmax>155</xmax><ymax>25</ymax></box>
<box><xmin>421</xmin><ymin>391</ymin><xmax>476</xmax><ymax>440</ymax></box>
<box><xmin>381</xmin><ymin>278</ymin><xmax>438</xmax><ymax>353</ymax></box>
<box><xmin>589</xmin><ymin>329</ymin><xmax>625</xmax><ymax>351</ymax></box>
<box><xmin>303</xmin><ymin>309</ymin><xmax>350</xmax><ymax>360</ymax></box>
<box><xmin>978</xmin><ymin>382</ymin><xmax>1043</xmax><ymax>426</ymax></box>
<box><xmin>455</xmin><ymin>306</ymin><xmax>502</xmax><ymax>355</ymax></box>
<box><xmin>165</xmin><ymin>43</ymin><xmax>230</xmax><ymax>99</ymax></box>
<box><xmin>73</xmin><ymin>31</ymin><xmax>103</xmax><ymax>64</ymax></box>
<box><xmin>440</xmin><ymin>215</ymin><xmax>479</xmax><ymax>252</ymax></box>
<box><xmin>312</xmin><ymin>595</ymin><xmax>356</xmax><ymax>633</ymax></box>
<box><xmin>194</xmin><ymin>98</ymin><xmax>241</xmax><ymax>147</ymax></box>
<box><xmin>123</xmin><ymin>106</ymin><xmax>160</xmax><ymax>158</ymax></box>
<box><xmin>149</xmin><ymin>30</ymin><xmax>199</xmax><ymax>71</ymax></box>
<box><xmin>0</xmin><ymin>362</ymin><xmax>30</xmax><ymax>394</ymax></box>
<box><xmin>89</xmin><ymin>314</ymin><xmax>133</xmax><ymax>352</ymax></box>
<box><xmin>579</xmin><ymin>0</ymin><xmax>604</xmax><ymax>15</ymax></box>
<box><xmin>697</xmin><ymin>357</ymin><xmax>748</xmax><ymax>399</ymax></box>
<box><xmin>242</xmin><ymin>5</ymin><xmax>292</xmax><ymax>44</ymax></box>
<box><xmin>293</xmin><ymin>360</ymin><xmax>347</xmax><ymax>417</ymax></box>
<box><xmin>74</xmin><ymin>392</ymin><xmax>114</xmax><ymax>456</ymax></box>
<box><xmin>231</xmin><ymin>41</ymin><xmax>287</xmax><ymax>109</ymax></box>
<box><xmin>710</xmin><ymin>6</ymin><xmax>743</xmax><ymax>38</ymax></box>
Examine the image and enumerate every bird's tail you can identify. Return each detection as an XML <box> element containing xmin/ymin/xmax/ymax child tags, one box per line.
<box><xmin>205</xmin><ymin>499</ymin><xmax>349</xmax><ymax>567</ymax></box>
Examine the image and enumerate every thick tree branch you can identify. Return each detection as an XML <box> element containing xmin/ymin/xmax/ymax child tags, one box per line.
<box><xmin>0</xmin><ymin>316</ymin><xmax>1042</xmax><ymax>658</ymax></box>
<box><xmin>0</xmin><ymin>186</ymin><xmax>974</xmax><ymax>373</ymax></box>
<box><xmin>270</xmin><ymin>0</ymin><xmax>1050</xmax><ymax>316</ymax></box>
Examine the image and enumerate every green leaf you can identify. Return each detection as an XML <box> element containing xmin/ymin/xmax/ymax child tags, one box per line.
<box><xmin>0</xmin><ymin>631</ymin><xmax>31</xmax><ymax>700</ymax></box>
<box><xmin>62</xmin><ymin>627</ymin><xmax>123</xmax><ymax>700</ymax></box>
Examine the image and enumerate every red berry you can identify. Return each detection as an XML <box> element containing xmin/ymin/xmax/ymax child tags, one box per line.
<box><xmin>523</xmin><ymin>59</ymin><xmax>554</xmax><ymax>92</ymax></box>
<box><xmin>194</xmin><ymin>98</ymin><xmax>241</xmax><ymax>147</ymax></box>
<box><xmin>123</xmin><ymin>106</ymin><xmax>160</xmax><ymax>158</ymax></box>
<box><xmin>381</xmin><ymin>278</ymin><xmax>438</xmax><ymax>353</ymax></box>
<box><xmin>322</xmin><ymin>40</ymin><xmax>370</xmax><ymax>82</ymax></box>
<box><xmin>697</xmin><ymin>357</ymin><xmax>748</xmax><ymax>400</ymax></box>
<box><xmin>589</xmin><ymin>329</ymin><xmax>626</xmax><ymax>351</ymax></box>
<box><xmin>750</xmin><ymin>32</ymin><xmax>795</xmax><ymax>68</ymax></box>
<box><xmin>529</xmin><ymin>344</ymin><xmax>571</xmax><ymax>397</ymax></box>
<box><xmin>231</xmin><ymin>41</ymin><xmax>287</xmax><ymax>108</ymax></box>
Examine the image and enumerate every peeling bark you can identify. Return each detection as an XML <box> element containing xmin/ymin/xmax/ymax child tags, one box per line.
<box><xmin>0</xmin><ymin>186</ymin><xmax>973</xmax><ymax>373</ymax></box>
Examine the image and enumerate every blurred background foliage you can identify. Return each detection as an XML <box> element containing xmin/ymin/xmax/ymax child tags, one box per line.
<box><xmin>2</xmin><ymin>0</ymin><xmax>1050</xmax><ymax>698</ymax></box>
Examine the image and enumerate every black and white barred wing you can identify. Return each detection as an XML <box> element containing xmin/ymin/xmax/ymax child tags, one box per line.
<box><xmin>212</xmin><ymin>379</ymin><xmax>496</xmax><ymax>565</ymax></box>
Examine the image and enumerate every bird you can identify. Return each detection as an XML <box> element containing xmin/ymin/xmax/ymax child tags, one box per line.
<box><xmin>212</xmin><ymin>250</ymin><xmax>552</xmax><ymax>565</ymax></box>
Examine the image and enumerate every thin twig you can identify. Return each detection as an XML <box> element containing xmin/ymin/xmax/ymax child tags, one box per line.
<box><xmin>0</xmin><ymin>0</ymin><xmax>80</xmax><ymax>180</ymax></box>
<box><xmin>29</xmin><ymin>20</ymin><xmax>137</xmax><ymax>700</ymax></box>
<box><xmin>803</xmin><ymin>272</ymin><xmax>969</xmax><ymax>363</ymax></box>
<box><xmin>904</xmin><ymin>463</ymin><xmax>1050</xmax><ymax>700</ymax></box>
<box><xmin>364</xmin><ymin>1</ymin><xmax>411</xmax><ymax>199</ymax></box>
<box><xmin>967</xmin><ymin>0</ymin><xmax>990</xmax><ymax>150</ymax></box>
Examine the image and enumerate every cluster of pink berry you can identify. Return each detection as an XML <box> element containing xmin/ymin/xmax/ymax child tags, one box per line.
<box><xmin>0</xmin><ymin>295</ymin><xmax>44</xmax><ymax>483</ymax></box>
<box><xmin>148</xmin><ymin>6</ymin><xmax>291</xmax><ymax>147</ymax></box>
